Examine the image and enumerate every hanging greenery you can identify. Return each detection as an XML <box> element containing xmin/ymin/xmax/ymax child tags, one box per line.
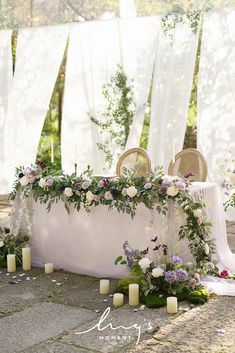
<box><xmin>89</xmin><ymin>64</ymin><xmax>135</xmax><ymax>169</ymax></box>
<box><xmin>161</xmin><ymin>10</ymin><xmax>201</xmax><ymax>39</ymax></box>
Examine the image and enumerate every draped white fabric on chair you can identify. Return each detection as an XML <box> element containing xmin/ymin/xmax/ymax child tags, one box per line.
<box><xmin>61</xmin><ymin>21</ymin><xmax>120</xmax><ymax>174</ymax></box>
<box><xmin>148</xmin><ymin>23</ymin><xmax>199</xmax><ymax>171</ymax></box>
<box><xmin>122</xmin><ymin>16</ymin><xmax>160</xmax><ymax>149</ymax></box>
<box><xmin>3</xmin><ymin>25</ymin><xmax>70</xmax><ymax>192</ymax></box>
<box><xmin>0</xmin><ymin>30</ymin><xmax>13</xmax><ymax>194</ymax></box>
<box><xmin>198</xmin><ymin>8</ymin><xmax>235</xmax><ymax>181</ymax></box>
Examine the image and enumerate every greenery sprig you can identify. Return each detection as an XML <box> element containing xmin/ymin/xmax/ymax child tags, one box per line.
<box><xmin>89</xmin><ymin>64</ymin><xmax>135</xmax><ymax>169</ymax></box>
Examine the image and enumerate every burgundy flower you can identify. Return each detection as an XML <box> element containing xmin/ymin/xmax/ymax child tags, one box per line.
<box><xmin>184</xmin><ymin>172</ymin><xmax>194</xmax><ymax>179</ymax></box>
<box><xmin>140</xmin><ymin>247</ymin><xmax>149</xmax><ymax>255</ymax></box>
<box><xmin>36</xmin><ymin>160</ymin><xmax>47</xmax><ymax>169</ymax></box>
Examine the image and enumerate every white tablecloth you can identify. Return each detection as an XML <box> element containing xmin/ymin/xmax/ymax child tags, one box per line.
<box><xmin>21</xmin><ymin>182</ymin><xmax>235</xmax><ymax>279</ymax></box>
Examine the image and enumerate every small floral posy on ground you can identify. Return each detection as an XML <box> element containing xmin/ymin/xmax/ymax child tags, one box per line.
<box><xmin>0</xmin><ymin>226</ymin><xmax>29</xmax><ymax>265</ymax></box>
<box><xmin>115</xmin><ymin>241</ymin><xmax>211</xmax><ymax>307</ymax></box>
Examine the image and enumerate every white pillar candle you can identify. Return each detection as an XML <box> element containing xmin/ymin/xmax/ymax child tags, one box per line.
<box><xmin>167</xmin><ymin>296</ymin><xmax>178</xmax><ymax>313</ymax></box>
<box><xmin>51</xmin><ymin>139</ymin><xmax>54</xmax><ymax>164</ymax></box>
<box><xmin>45</xmin><ymin>263</ymin><xmax>53</xmax><ymax>274</ymax></box>
<box><xmin>100</xmin><ymin>279</ymin><xmax>110</xmax><ymax>294</ymax></box>
<box><xmin>113</xmin><ymin>293</ymin><xmax>124</xmax><ymax>307</ymax></box>
<box><xmin>7</xmin><ymin>254</ymin><xmax>16</xmax><ymax>273</ymax></box>
<box><xmin>129</xmin><ymin>284</ymin><xmax>139</xmax><ymax>306</ymax></box>
<box><xmin>22</xmin><ymin>247</ymin><xmax>31</xmax><ymax>271</ymax></box>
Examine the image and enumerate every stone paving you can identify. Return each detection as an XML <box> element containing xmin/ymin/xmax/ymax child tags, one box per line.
<box><xmin>0</xmin><ymin>197</ymin><xmax>235</xmax><ymax>352</ymax></box>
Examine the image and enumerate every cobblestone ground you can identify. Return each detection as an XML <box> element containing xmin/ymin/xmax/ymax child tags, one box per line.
<box><xmin>0</xmin><ymin>198</ymin><xmax>235</xmax><ymax>353</ymax></box>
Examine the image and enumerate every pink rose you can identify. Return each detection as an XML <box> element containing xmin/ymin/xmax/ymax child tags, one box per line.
<box><xmin>220</xmin><ymin>269</ymin><xmax>231</xmax><ymax>278</ymax></box>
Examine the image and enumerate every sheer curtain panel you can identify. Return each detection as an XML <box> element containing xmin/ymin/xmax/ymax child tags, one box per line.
<box><xmin>0</xmin><ymin>30</ymin><xmax>13</xmax><ymax>194</ymax></box>
<box><xmin>3</xmin><ymin>25</ymin><xmax>70</xmax><ymax>192</ymax></box>
<box><xmin>61</xmin><ymin>21</ymin><xmax>121</xmax><ymax>175</ymax></box>
<box><xmin>148</xmin><ymin>23</ymin><xmax>199</xmax><ymax>172</ymax></box>
<box><xmin>198</xmin><ymin>8</ymin><xmax>235</xmax><ymax>181</ymax></box>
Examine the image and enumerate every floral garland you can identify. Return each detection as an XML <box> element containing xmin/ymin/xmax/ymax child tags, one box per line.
<box><xmin>9</xmin><ymin>164</ymin><xmax>214</xmax><ymax>264</ymax></box>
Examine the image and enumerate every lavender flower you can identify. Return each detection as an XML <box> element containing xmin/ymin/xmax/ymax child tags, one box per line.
<box><xmin>123</xmin><ymin>241</ymin><xmax>133</xmax><ymax>257</ymax></box>
<box><xmin>176</xmin><ymin>179</ymin><xmax>187</xmax><ymax>191</ymax></box>
<box><xmin>164</xmin><ymin>270</ymin><xmax>177</xmax><ymax>283</ymax></box>
<box><xmin>161</xmin><ymin>176</ymin><xmax>174</xmax><ymax>189</ymax></box>
<box><xmin>172</xmin><ymin>256</ymin><xmax>182</xmax><ymax>265</ymax></box>
<box><xmin>144</xmin><ymin>183</ymin><xmax>152</xmax><ymax>190</ymax></box>
<box><xmin>176</xmin><ymin>269</ymin><xmax>188</xmax><ymax>281</ymax></box>
<box><xmin>45</xmin><ymin>177</ymin><xmax>54</xmax><ymax>187</ymax></box>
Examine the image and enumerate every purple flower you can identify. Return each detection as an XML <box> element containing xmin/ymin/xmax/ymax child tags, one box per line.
<box><xmin>123</xmin><ymin>241</ymin><xmax>133</xmax><ymax>257</ymax></box>
<box><xmin>144</xmin><ymin>183</ymin><xmax>152</xmax><ymax>190</ymax></box>
<box><xmin>176</xmin><ymin>269</ymin><xmax>188</xmax><ymax>281</ymax></box>
<box><xmin>176</xmin><ymin>179</ymin><xmax>187</xmax><ymax>191</ymax></box>
<box><xmin>172</xmin><ymin>256</ymin><xmax>182</xmax><ymax>265</ymax></box>
<box><xmin>164</xmin><ymin>270</ymin><xmax>177</xmax><ymax>283</ymax></box>
<box><xmin>45</xmin><ymin>177</ymin><xmax>54</xmax><ymax>187</ymax></box>
<box><xmin>161</xmin><ymin>176</ymin><xmax>174</xmax><ymax>189</ymax></box>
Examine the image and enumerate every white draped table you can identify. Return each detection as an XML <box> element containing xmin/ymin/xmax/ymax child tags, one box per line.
<box><xmin>18</xmin><ymin>181</ymin><xmax>235</xmax><ymax>279</ymax></box>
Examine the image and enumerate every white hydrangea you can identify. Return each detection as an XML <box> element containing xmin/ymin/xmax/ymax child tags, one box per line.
<box><xmin>152</xmin><ymin>267</ymin><xmax>164</xmax><ymax>278</ymax></box>
<box><xmin>138</xmin><ymin>257</ymin><xmax>151</xmax><ymax>272</ymax></box>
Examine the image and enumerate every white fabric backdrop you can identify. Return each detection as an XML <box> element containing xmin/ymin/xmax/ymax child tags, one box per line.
<box><xmin>0</xmin><ymin>30</ymin><xmax>13</xmax><ymax>194</ymax></box>
<box><xmin>123</xmin><ymin>17</ymin><xmax>160</xmax><ymax>149</ymax></box>
<box><xmin>148</xmin><ymin>23</ymin><xmax>199</xmax><ymax>172</ymax></box>
<box><xmin>3</xmin><ymin>25</ymin><xmax>70</xmax><ymax>192</ymax></box>
<box><xmin>61</xmin><ymin>21</ymin><xmax>120</xmax><ymax>175</ymax></box>
<box><xmin>62</xmin><ymin>17</ymin><xmax>160</xmax><ymax>174</ymax></box>
<box><xmin>198</xmin><ymin>8</ymin><xmax>235</xmax><ymax>181</ymax></box>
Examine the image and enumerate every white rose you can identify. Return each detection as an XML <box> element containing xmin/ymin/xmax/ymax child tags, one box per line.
<box><xmin>127</xmin><ymin>186</ymin><xmax>137</xmax><ymax>198</ymax></box>
<box><xmin>166</xmin><ymin>185</ymin><xmax>179</xmax><ymax>197</ymax></box>
<box><xmin>64</xmin><ymin>187</ymin><xmax>73</xmax><ymax>197</ymax></box>
<box><xmin>204</xmin><ymin>243</ymin><xmax>210</xmax><ymax>255</ymax></box>
<box><xmin>193</xmin><ymin>209</ymin><xmax>202</xmax><ymax>218</ymax></box>
<box><xmin>39</xmin><ymin>178</ymin><xmax>46</xmax><ymax>188</ymax></box>
<box><xmin>0</xmin><ymin>240</ymin><xmax>4</xmax><ymax>248</ymax></box>
<box><xmin>104</xmin><ymin>191</ymin><xmax>113</xmax><ymax>200</ymax></box>
<box><xmin>86</xmin><ymin>190</ymin><xmax>95</xmax><ymax>203</ymax></box>
<box><xmin>121</xmin><ymin>188</ymin><xmax>127</xmax><ymax>196</ymax></box>
<box><xmin>20</xmin><ymin>176</ymin><xmax>29</xmax><ymax>187</ymax></box>
<box><xmin>152</xmin><ymin>267</ymin><xmax>164</xmax><ymax>278</ymax></box>
<box><xmin>138</xmin><ymin>257</ymin><xmax>151</xmax><ymax>272</ymax></box>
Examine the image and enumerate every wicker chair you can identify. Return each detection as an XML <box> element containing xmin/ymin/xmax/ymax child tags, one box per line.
<box><xmin>116</xmin><ymin>148</ymin><xmax>151</xmax><ymax>177</ymax></box>
<box><xmin>168</xmin><ymin>148</ymin><xmax>208</xmax><ymax>182</ymax></box>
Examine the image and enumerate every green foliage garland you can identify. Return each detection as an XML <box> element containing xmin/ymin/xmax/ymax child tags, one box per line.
<box><xmin>89</xmin><ymin>64</ymin><xmax>135</xmax><ymax>169</ymax></box>
<box><xmin>10</xmin><ymin>164</ymin><xmax>214</xmax><ymax>265</ymax></box>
